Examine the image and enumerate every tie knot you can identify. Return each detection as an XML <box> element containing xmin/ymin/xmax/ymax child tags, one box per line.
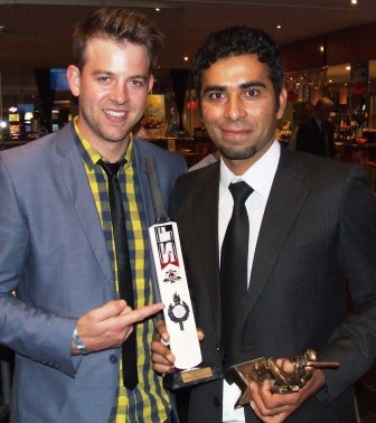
<box><xmin>98</xmin><ymin>159</ymin><xmax>126</xmax><ymax>177</ymax></box>
<box><xmin>228</xmin><ymin>180</ymin><xmax>253</xmax><ymax>205</ymax></box>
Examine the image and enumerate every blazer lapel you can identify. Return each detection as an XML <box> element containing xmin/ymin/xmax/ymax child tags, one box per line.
<box><xmin>132</xmin><ymin>141</ymin><xmax>155</xmax><ymax>228</ymax></box>
<box><xmin>55</xmin><ymin>125</ymin><xmax>114</xmax><ymax>291</ymax></box>
<box><xmin>245</xmin><ymin>149</ymin><xmax>310</xmax><ymax>313</ymax></box>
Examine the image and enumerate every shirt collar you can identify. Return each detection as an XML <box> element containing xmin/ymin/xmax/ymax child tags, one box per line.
<box><xmin>73</xmin><ymin>116</ymin><xmax>133</xmax><ymax>170</ymax></box>
<box><xmin>220</xmin><ymin>140</ymin><xmax>281</xmax><ymax>200</ymax></box>
<box><xmin>315</xmin><ymin>117</ymin><xmax>325</xmax><ymax>127</ymax></box>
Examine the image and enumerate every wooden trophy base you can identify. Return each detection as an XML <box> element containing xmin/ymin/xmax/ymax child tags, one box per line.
<box><xmin>163</xmin><ymin>362</ymin><xmax>223</xmax><ymax>390</ymax></box>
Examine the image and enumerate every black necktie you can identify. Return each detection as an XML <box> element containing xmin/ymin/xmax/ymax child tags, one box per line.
<box><xmin>98</xmin><ymin>159</ymin><xmax>138</xmax><ymax>390</ymax></box>
<box><xmin>220</xmin><ymin>181</ymin><xmax>253</xmax><ymax>371</ymax></box>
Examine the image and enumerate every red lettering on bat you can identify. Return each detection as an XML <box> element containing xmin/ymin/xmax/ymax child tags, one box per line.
<box><xmin>154</xmin><ymin>225</ymin><xmax>180</xmax><ymax>269</ymax></box>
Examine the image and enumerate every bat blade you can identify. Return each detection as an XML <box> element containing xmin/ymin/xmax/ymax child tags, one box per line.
<box><xmin>149</xmin><ymin>221</ymin><xmax>202</xmax><ymax>370</ymax></box>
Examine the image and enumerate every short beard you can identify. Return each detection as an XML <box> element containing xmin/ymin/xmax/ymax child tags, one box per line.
<box><xmin>219</xmin><ymin>145</ymin><xmax>257</xmax><ymax>160</ymax></box>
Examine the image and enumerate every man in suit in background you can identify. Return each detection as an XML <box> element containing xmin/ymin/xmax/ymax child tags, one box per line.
<box><xmin>296</xmin><ymin>97</ymin><xmax>336</xmax><ymax>157</ymax></box>
<box><xmin>287</xmin><ymin>102</ymin><xmax>315</xmax><ymax>151</ymax></box>
<box><xmin>0</xmin><ymin>7</ymin><xmax>186</xmax><ymax>422</ymax></box>
<box><xmin>151</xmin><ymin>26</ymin><xmax>376</xmax><ymax>422</ymax></box>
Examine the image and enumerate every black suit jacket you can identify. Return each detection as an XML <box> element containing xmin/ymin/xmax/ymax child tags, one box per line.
<box><xmin>169</xmin><ymin>147</ymin><xmax>376</xmax><ymax>422</ymax></box>
<box><xmin>296</xmin><ymin>118</ymin><xmax>335</xmax><ymax>157</ymax></box>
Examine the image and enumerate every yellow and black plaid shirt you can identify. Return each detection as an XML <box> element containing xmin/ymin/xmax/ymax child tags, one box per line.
<box><xmin>74</xmin><ymin>120</ymin><xmax>171</xmax><ymax>422</ymax></box>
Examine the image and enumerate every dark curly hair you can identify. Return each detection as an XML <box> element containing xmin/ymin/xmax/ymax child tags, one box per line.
<box><xmin>192</xmin><ymin>26</ymin><xmax>284</xmax><ymax>108</ymax></box>
<box><xmin>72</xmin><ymin>7</ymin><xmax>164</xmax><ymax>72</ymax></box>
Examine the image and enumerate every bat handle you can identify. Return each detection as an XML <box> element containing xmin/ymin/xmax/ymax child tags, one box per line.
<box><xmin>146</xmin><ymin>156</ymin><xmax>169</xmax><ymax>221</ymax></box>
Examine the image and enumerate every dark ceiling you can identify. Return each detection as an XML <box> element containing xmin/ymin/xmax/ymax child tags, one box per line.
<box><xmin>1</xmin><ymin>0</ymin><xmax>376</xmax><ymax>106</ymax></box>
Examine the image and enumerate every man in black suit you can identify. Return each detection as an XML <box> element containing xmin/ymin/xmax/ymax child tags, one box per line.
<box><xmin>296</xmin><ymin>97</ymin><xmax>336</xmax><ymax>157</ymax></box>
<box><xmin>152</xmin><ymin>26</ymin><xmax>376</xmax><ymax>423</ymax></box>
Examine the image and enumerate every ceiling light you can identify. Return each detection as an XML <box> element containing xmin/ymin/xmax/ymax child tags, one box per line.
<box><xmin>183</xmin><ymin>56</ymin><xmax>189</xmax><ymax>62</ymax></box>
<box><xmin>276</xmin><ymin>25</ymin><xmax>282</xmax><ymax>29</ymax></box>
<box><xmin>351</xmin><ymin>0</ymin><xmax>357</xmax><ymax>4</ymax></box>
<box><xmin>155</xmin><ymin>8</ymin><xmax>160</xmax><ymax>12</ymax></box>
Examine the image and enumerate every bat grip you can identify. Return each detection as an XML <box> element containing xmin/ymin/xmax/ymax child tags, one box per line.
<box><xmin>146</xmin><ymin>156</ymin><xmax>169</xmax><ymax>222</ymax></box>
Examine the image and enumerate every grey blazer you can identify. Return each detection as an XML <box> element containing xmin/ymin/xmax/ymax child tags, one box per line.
<box><xmin>170</xmin><ymin>147</ymin><xmax>376</xmax><ymax>422</ymax></box>
<box><xmin>0</xmin><ymin>123</ymin><xmax>186</xmax><ymax>422</ymax></box>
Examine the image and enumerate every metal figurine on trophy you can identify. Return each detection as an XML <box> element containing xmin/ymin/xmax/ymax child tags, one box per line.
<box><xmin>146</xmin><ymin>156</ymin><xmax>221</xmax><ymax>389</ymax></box>
<box><xmin>228</xmin><ymin>349</ymin><xmax>340</xmax><ymax>408</ymax></box>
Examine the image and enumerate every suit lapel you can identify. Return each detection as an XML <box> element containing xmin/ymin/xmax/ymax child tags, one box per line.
<box><xmin>245</xmin><ymin>149</ymin><xmax>310</xmax><ymax>313</ymax></box>
<box><xmin>191</xmin><ymin>163</ymin><xmax>222</xmax><ymax>334</ymax></box>
<box><xmin>55</xmin><ymin>125</ymin><xmax>114</xmax><ymax>291</ymax></box>
<box><xmin>313</xmin><ymin>119</ymin><xmax>321</xmax><ymax>134</ymax></box>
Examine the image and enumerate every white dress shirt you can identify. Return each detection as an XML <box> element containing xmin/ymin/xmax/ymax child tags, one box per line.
<box><xmin>219</xmin><ymin>141</ymin><xmax>281</xmax><ymax>422</ymax></box>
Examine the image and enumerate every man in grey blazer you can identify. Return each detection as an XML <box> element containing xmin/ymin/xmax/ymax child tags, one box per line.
<box><xmin>0</xmin><ymin>7</ymin><xmax>186</xmax><ymax>423</ymax></box>
<box><xmin>152</xmin><ymin>26</ymin><xmax>376</xmax><ymax>422</ymax></box>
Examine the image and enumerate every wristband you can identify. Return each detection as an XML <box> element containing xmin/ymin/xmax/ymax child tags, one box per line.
<box><xmin>73</xmin><ymin>327</ymin><xmax>90</xmax><ymax>355</ymax></box>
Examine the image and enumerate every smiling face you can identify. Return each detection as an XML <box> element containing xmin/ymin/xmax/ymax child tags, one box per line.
<box><xmin>67</xmin><ymin>37</ymin><xmax>153</xmax><ymax>161</ymax></box>
<box><xmin>200</xmin><ymin>54</ymin><xmax>287</xmax><ymax>175</ymax></box>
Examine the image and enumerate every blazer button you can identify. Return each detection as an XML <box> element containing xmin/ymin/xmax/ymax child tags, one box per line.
<box><xmin>109</xmin><ymin>354</ymin><xmax>118</xmax><ymax>364</ymax></box>
<box><xmin>213</xmin><ymin>397</ymin><xmax>220</xmax><ymax>407</ymax></box>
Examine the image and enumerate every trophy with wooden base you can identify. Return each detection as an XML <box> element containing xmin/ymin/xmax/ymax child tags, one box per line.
<box><xmin>146</xmin><ymin>156</ymin><xmax>222</xmax><ymax>389</ymax></box>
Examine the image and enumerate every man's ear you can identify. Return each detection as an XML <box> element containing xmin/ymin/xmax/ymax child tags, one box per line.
<box><xmin>277</xmin><ymin>87</ymin><xmax>288</xmax><ymax>120</ymax></box>
<box><xmin>67</xmin><ymin>65</ymin><xmax>81</xmax><ymax>97</ymax></box>
<box><xmin>148</xmin><ymin>74</ymin><xmax>154</xmax><ymax>94</ymax></box>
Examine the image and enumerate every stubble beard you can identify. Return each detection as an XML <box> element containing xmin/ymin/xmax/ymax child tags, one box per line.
<box><xmin>218</xmin><ymin>144</ymin><xmax>257</xmax><ymax>161</ymax></box>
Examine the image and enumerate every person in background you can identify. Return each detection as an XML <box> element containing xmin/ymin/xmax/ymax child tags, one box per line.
<box><xmin>295</xmin><ymin>97</ymin><xmax>335</xmax><ymax>157</ymax></box>
<box><xmin>0</xmin><ymin>7</ymin><xmax>186</xmax><ymax>422</ymax></box>
<box><xmin>287</xmin><ymin>102</ymin><xmax>315</xmax><ymax>150</ymax></box>
<box><xmin>151</xmin><ymin>25</ymin><xmax>376</xmax><ymax>423</ymax></box>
